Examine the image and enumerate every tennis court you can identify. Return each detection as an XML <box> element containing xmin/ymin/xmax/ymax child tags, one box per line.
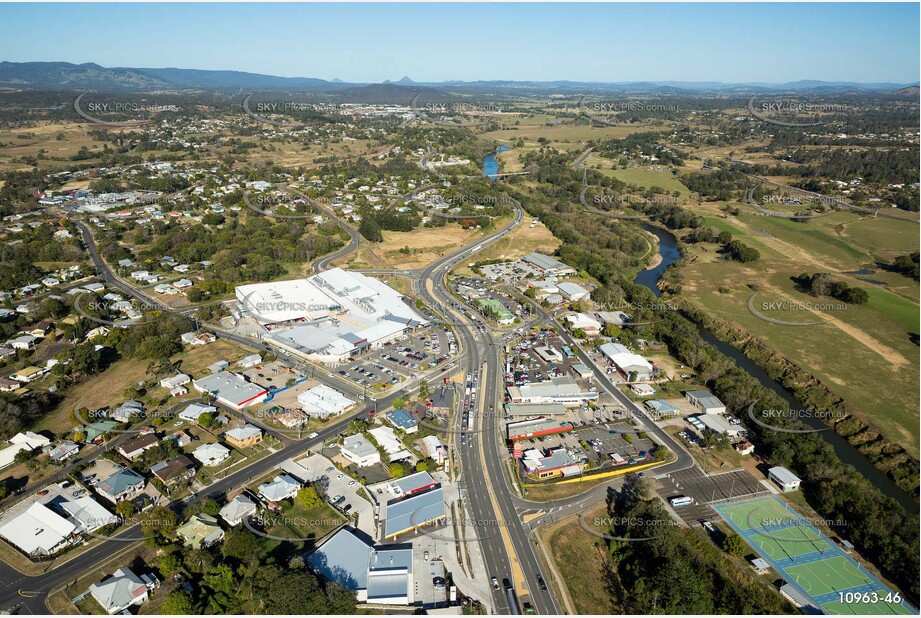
<box><xmin>715</xmin><ymin>497</ymin><xmax>916</xmax><ymax>615</ymax></box>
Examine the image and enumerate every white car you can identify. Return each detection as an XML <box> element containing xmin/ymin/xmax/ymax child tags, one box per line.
<box><xmin>307</xmin><ymin>432</ymin><xmax>319</xmax><ymax>439</ymax></box>
<box><xmin>348</xmin><ymin>480</ymin><xmax>357</xmax><ymax>487</ymax></box>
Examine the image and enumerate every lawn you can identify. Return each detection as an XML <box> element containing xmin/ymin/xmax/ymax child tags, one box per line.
<box><xmin>605</xmin><ymin>168</ymin><xmax>692</xmax><ymax>196</ymax></box>
<box><xmin>266</xmin><ymin>502</ymin><xmax>345</xmax><ymax>547</ymax></box>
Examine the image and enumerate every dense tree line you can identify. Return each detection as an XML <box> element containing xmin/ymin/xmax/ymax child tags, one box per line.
<box><xmin>883</xmin><ymin>252</ymin><xmax>920</xmax><ymax>281</ymax></box>
<box><xmin>600</xmin><ymin>477</ymin><xmax>794</xmax><ymax>614</ymax></box>
<box><xmin>793</xmin><ymin>273</ymin><xmax>870</xmax><ymax>304</ymax></box>
<box><xmin>680</xmin><ymin>169</ymin><xmax>751</xmax><ymax>201</ymax></box>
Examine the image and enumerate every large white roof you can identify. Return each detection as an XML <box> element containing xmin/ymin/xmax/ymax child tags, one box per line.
<box><xmin>297</xmin><ymin>384</ymin><xmax>355</xmax><ymax>416</ymax></box>
<box><xmin>0</xmin><ymin>502</ymin><xmax>76</xmax><ymax>554</ymax></box>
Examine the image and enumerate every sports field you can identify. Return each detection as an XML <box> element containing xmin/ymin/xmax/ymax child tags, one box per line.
<box><xmin>716</xmin><ymin>498</ymin><xmax>915</xmax><ymax>615</ymax></box>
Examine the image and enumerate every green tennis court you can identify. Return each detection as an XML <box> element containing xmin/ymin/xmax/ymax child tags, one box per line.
<box><xmin>750</xmin><ymin>528</ymin><xmax>832</xmax><ymax>560</ymax></box>
<box><xmin>785</xmin><ymin>556</ymin><xmax>871</xmax><ymax>597</ymax></box>
<box><xmin>720</xmin><ymin>498</ymin><xmax>795</xmax><ymax>531</ymax></box>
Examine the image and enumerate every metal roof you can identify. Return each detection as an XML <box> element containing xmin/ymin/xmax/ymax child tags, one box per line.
<box><xmin>384</xmin><ymin>486</ymin><xmax>444</xmax><ymax>538</ymax></box>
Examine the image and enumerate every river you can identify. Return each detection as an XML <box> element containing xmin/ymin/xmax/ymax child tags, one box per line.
<box><xmin>634</xmin><ymin>223</ymin><xmax>916</xmax><ymax>510</ymax></box>
<box><xmin>484</xmin><ymin>145</ymin><xmax>510</xmax><ymax>179</ymax></box>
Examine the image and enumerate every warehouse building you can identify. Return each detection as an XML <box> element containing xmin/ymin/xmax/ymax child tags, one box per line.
<box><xmin>506</xmin><ymin>376</ymin><xmax>598</xmax><ymax>407</ymax></box>
<box><xmin>237</xmin><ymin>268</ymin><xmax>428</xmax><ymax>364</ymax></box>
<box><xmin>521</xmin><ymin>253</ymin><xmax>576</xmax><ymax>275</ymax></box>
<box><xmin>768</xmin><ymin>466</ymin><xmax>802</xmax><ymax>492</ymax></box>
<box><xmin>192</xmin><ymin>372</ymin><xmax>267</xmax><ymax>410</ymax></box>
<box><xmin>504</xmin><ymin>402</ymin><xmax>567</xmax><ymax>417</ymax></box>
<box><xmin>297</xmin><ymin>384</ymin><xmax>356</xmax><ymax>417</ymax></box>
<box><xmin>383</xmin><ymin>486</ymin><xmax>445</xmax><ymax>539</ymax></box>
<box><xmin>685</xmin><ymin>390</ymin><xmax>727</xmax><ymax>415</ymax></box>
<box><xmin>599</xmin><ymin>343</ymin><xmax>654</xmax><ymax>382</ymax></box>
<box><xmin>507</xmin><ymin>417</ymin><xmax>574</xmax><ymax>441</ymax></box>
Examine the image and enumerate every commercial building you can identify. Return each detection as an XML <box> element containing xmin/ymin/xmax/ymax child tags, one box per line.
<box><xmin>694</xmin><ymin>414</ymin><xmax>742</xmax><ymax>437</ymax></box>
<box><xmin>192</xmin><ymin>371</ymin><xmax>268</xmax><ymax>409</ymax></box>
<box><xmin>308</xmin><ymin>528</ymin><xmax>415</xmax><ymax>605</ymax></box>
<box><xmin>297</xmin><ymin>384</ymin><xmax>356</xmax><ymax>417</ymax></box>
<box><xmin>557</xmin><ymin>282</ymin><xmax>591</xmax><ymax>302</ymax></box>
<box><xmin>506</xmin><ymin>417</ymin><xmax>574</xmax><ymax>441</ymax></box>
<box><xmin>504</xmin><ymin>402</ymin><xmax>567</xmax><ymax>417</ymax></box>
<box><xmin>238</xmin><ymin>268</ymin><xmax>428</xmax><ymax>364</ymax></box>
<box><xmin>644</xmin><ymin>399</ymin><xmax>680</xmax><ymax>420</ymax></box>
<box><xmin>0</xmin><ymin>431</ymin><xmax>51</xmax><ymax>469</ymax></box>
<box><xmin>387</xmin><ymin>471</ymin><xmax>437</xmax><ymax>498</ymax></box>
<box><xmin>521</xmin><ymin>447</ymin><xmax>584</xmax><ymax>480</ymax></box>
<box><xmin>599</xmin><ymin>343</ymin><xmax>654</xmax><ymax>382</ymax></box>
<box><xmin>768</xmin><ymin>466</ymin><xmax>802</xmax><ymax>492</ymax></box>
<box><xmin>476</xmin><ymin>298</ymin><xmax>514</xmax><ymax>325</ymax></box>
<box><xmin>383</xmin><ymin>486</ymin><xmax>445</xmax><ymax>539</ymax></box>
<box><xmin>566</xmin><ymin>312</ymin><xmax>601</xmax><ymax>335</ymax></box>
<box><xmin>0</xmin><ymin>502</ymin><xmax>76</xmax><ymax>555</ymax></box>
<box><xmin>341</xmin><ymin>434</ymin><xmax>382</xmax><ymax>467</ymax></box>
<box><xmin>685</xmin><ymin>390</ymin><xmax>727</xmax><ymax>415</ymax></box>
<box><xmin>55</xmin><ymin>497</ymin><xmax>117</xmax><ymax>534</ymax></box>
<box><xmin>522</xmin><ymin>253</ymin><xmax>575</xmax><ymax>275</ymax></box>
<box><xmin>506</xmin><ymin>376</ymin><xmax>598</xmax><ymax>407</ymax></box>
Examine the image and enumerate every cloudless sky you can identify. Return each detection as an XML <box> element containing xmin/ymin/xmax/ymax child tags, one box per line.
<box><xmin>0</xmin><ymin>3</ymin><xmax>917</xmax><ymax>83</ymax></box>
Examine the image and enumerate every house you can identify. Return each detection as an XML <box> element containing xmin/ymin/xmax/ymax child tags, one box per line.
<box><xmin>368</xmin><ymin>426</ymin><xmax>412</xmax><ymax>462</ymax></box>
<box><xmin>768</xmin><ymin>467</ymin><xmax>801</xmax><ymax>492</ymax></box>
<box><xmin>385</xmin><ymin>408</ymin><xmax>418</xmax><ymax>434</ymax></box>
<box><xmin>191</xmin><ymin>332</ymin><xmax>216</xmax><ymax>346</ymax></box>
<box><xmin>89</xmin><ymin>567</ymin><xmax>154</xmax><ymax>614</ymax></box>
<box><xmin>0</xmin><ymin>431</ymin><xmax>52</xmax><ymax>469</ymax></box>
<box><xmin>341</xmin><ymin>434</ymin><xmax>382</xmax><ymax>467</ymax></box>
<box><xmin>84</xmin><ymin>420</ymin><xmax>119</xmax><ymax>443</ymax></box>
<box><xmin>685</xmin><ymin>390</ymin><xmax>726</xmax><ymax>415</ymax></box>
<box><xmin>192</xmin><ymin>442</ymin><xmax>230</xmax><ymax>467</ymax></box>
<box><xmin>224</xmin><ymin>424</ymin><xmax>263</xmax><ymax>449</ymax></box>
<box><xmin>96</xmin><ymin>468</ymin><xmax>146</xmax><ymax>504</ymax></box>
<box><xmin>117</xmin><ymin>434</ymin><xmax>160</xmax><ymax>461</ymax></box>
<box><xmin>7</xmin><ymin>335</ymin><xmax>37</xmax><ymax>353</ymax></box>
<box><xmin>420</xmin><ymin>435</ymin><xmax>447</xmax><ymax>465</ymax></box>
<box><xmin>46</xmin><ymin>440</ymin><xmax>80</xmax><ymax>463</ymax></box>
<box><xmin>179</xmin><ymin>402</ymin><xmax>217</xmax><ymax>422</ymax></box>
<box><xmin>159</xmin><ymin>373</ymin><xmax>190</xmax><ymax>390</ymax></box>
<box><xmin>733</xmin><ymin>441</ymin><xmax>755</xmax><ymax>455</ymax></box>
<box><xmin>0</xmin><ymin>502</ymin><xmax>76</xmax><ymax>555</ymax></box>
<box><xmin>149</xmin><ymin>455</ymin><xmax>195</xmax><ymax>485</ymax></box>
<box><xmin>207</xmin><ymin>360</ymin><xmax>229</xmax><ymax>374</ymax></box>
<box><xmin>23</xmin><ymin>320</ymin><xmax>53</xmax><ymax>337</ymax></box>
<box><xmin>238</xmin><ymin>353</ymin><xmax>262</xmax><ymax>368</ymax></box>
<box><xmin>172</xmin><ymin>431</ymin><xmax>192</xmax><ymax>448</ymax></box>
<box><xmin>110</xmin><ymin>401</ymin><xmax>145</xmax><ymax>423</ymax></box>
<box><xmin>258</xmin><ymin>474</ymin><xmax>301</xmax><ymax>503</ymax></box>
<box><xmin>177</xmin><ymin>513</ymin><xmax>224</xmax><ymax>549</ymax></box>
<box><xmin>0</xmin><ymin>377</ymin><xmax>20</xmax><ymax>392</ymax></box>
<box><xmin>10</xmin><ymin>365</ymin><xmax>45</xmax><ymax>384</ymax></box>
<box><xmin>219</xmin><ymin>494</ymin><xmax>258</xmax><ymax>526</ymax></box>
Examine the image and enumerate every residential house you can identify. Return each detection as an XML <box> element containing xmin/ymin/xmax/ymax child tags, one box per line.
<box><xmin>258</xmin><ymin>474</ymin><xmax>301</xmax><ymax>504</ymax></box>
<box><xmin>177</xmin><ymin>513</ymin><xmax>224</xmax><ymax>549</ymax></box>
<box><xmin>192</xmin><ymin>442</ymin><xmax>230</xmax><ymax>467</ymax></box>
<box><xmin>149</xmin><ymin>455</ymin><xmax>195</xmax><ymax>486</ymax></box>
<box><xmin>219</xmin><ymin>494</ymin><xmax>258</xmax><ymax>527</ymax></box>
<box><xmin>224</xmin><ymin>424</ymin><xmax>263</xmax><ymax>449</ymax></box>
<box><xmin>117</xmin><ymin>434</ymin><xmax>160</xmax><ymax>461</ymax></box>
<box><xmin>95</xmin><ymin>468</ymin><xmax>146</xmax><ymax>504</ymax></box>
<box><xmin>89</xmin><ymin>567</ymin><xmax>156</xmax><ymax>614</ymax></box>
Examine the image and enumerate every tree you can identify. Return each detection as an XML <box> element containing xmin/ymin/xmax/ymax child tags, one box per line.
<box><xmin>141</xmin><ymin>505</ymin><xmax>177</xmax><ymax>538</ymax></box>
<box><xmin>198</xmin><ymin>412</ymin><xmax>214</xmax><ymax>428</ymax></box>
<box><xmin>359</xmin><ymin>217</ymin><xmax>383</xmax><ymax>242</ymax></box>
<box><xmin>161</xmin><ymin>590</ymin><xmax>195</xmax><ymax>614</ymax></box>
<box><xmin>419</xmin><ymin>380</ymin><xmax>430</xmax><ymax>399</ymax></box>
<box><xmin>159</xmin><ymin>553</ymin><xmax>183</xmax><ymax>576</ymax></box>
<box><xmin>389</xmin><ymin>462</ymin><xmax>406</xmax><ymax>478</ymax></box>
<box><xmin>722</xmin><ymin>533</ymin><xmax>748</xmax><ymax>557</ymax></box>
<box><xmin>200</xmin><ymin>497</ymin><xmax>221</xmax><ymax>516</ymax></box>
<box><xmin>295</xmin><ymin>485</ymin><xmax>323</xmax><ymax>510</ymax></box>
<box><xmin>115</xmin><ymin>500</ymin><xmax>136</xmax><ymax>520</ymax></box>
<box><xmin>222</xmin><ymin>528</ymin><xmax>261</xmax><ymax>563</ymax></box>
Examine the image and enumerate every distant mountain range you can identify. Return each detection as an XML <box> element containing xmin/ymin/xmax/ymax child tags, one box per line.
<box><xmin>0</xmin><ymin>61</ymin><xmax>915</xmax><ymax>94</ymax></box>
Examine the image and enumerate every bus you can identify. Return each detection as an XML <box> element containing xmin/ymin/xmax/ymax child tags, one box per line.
<box><xmin>669</xmin><ymin>496</ymin><xmax>694</xmax><ymax>508</ymax></box>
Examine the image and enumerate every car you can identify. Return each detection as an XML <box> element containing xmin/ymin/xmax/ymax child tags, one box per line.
<box><xmin>307</xmin><ymin>432</ymin><xmax>319</xmax><ymax>439</ymax></box>
<box><xmin>326</xmin><ymin>466</ymin><xmax>334</xmax><ymax>472</ymax></box>
<box><xmin>423</xmin><ymin>550</ymin><xmax>430</xmax><ymax>560</ymax></box>
<box><xmin>537</xmin><ymin>575</ymin><xmax>547</xmax><ymax>591</ymax></box>
<box><xmin>433</xmin><ymin>577</ymin><xmax>446</xmax><ymax>588</ymax></box>
<box><xmin>37</xmin><ymin>489</ymin><xmax>49</xmax><ymax>496</ymax></box>
<box><xmin>72</xmin><ymin>489</ymin><xmax>85</xmax><ymax>497</ymax></box>
<box><xmin>491</xmin><ymin>577</ymin><xmax>500</xmax><ymax>591</ymax></box>
<box><xmin>337</xmin><ymin>474</ymin><xmax>344</xmax><ymax>480</ymax></box>
<box><xmin>348</xmin><ymin>480</ymin><xmax>356</xmax><ymax>487</ymax></box>
<box><xmin>342</xmin><ymin>503</ymin><xmax>351</xmax><ymax>511</ymax></box>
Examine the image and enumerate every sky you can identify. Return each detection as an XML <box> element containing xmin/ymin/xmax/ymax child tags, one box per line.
<box><xmin>0</xmin><ymin>2</ymin><xmax>918</xmax><ymax>84</ymax></box>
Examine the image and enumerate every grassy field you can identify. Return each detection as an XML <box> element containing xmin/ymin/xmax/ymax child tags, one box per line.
<box><xmin>604</xmin><ymin>167</ymin><xmax>693</xmax><ymax>196</ymax></box>
<box><xmin>539</xmin><ymin>502</ymin><xmax>616</xmax><ymax>614</ymax></box>
<box><xmin>0</xmin><ymin>122</ymin><xmax>102</xmax><ymax>172</ymax></box>
<box><xmin>678</xmin><ymin>203</ymin><xmax>920</xmax><ymax>454</ymax></box>
<box><xmin>455</xmin><ymin>209</ymin><xmax>561</xmax><ymax>276</ymax></box>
